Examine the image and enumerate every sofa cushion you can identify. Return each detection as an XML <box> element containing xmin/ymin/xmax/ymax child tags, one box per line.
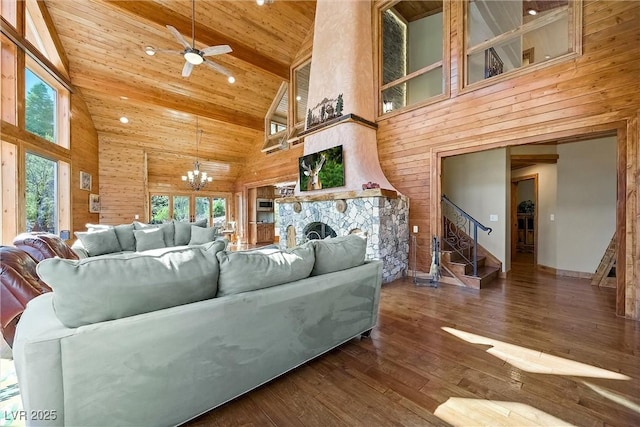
<box><xmin>133</xmin><ymin>221</ymin><xmax>175</xmax><ymax>247</ymax></box>
<box><xmin>36</xmin><ymin>245</ymin><xmax>223</xmax><ymax>328</ymax></box>
<box><xmin>174</xmin><ymin>219</ymin><xmax>207</xmax><ymax>246</ymax></box>
<box><xmin>310</xmin><ymin>234</ymin><xmax>367</xmax><ymax>276</ymax></box>
<box><xmin>216</xmin><ymin>245</ymin><xmax>314</xmax><ymax>297</ymax></box>
<box><xmin>74</xmin><ymin>229</ymin><xmax>122</xmax><ymax>257</ymax></box>
<box><xmin>134</xmin><ymin>228</ymin><xmax>166</xmax><ymax>252</ymax></box>
<box><xmin>188</xmin><ymin>225</ymin><xmax>217</xmax><ymax>245</ymax></box>
<box><xmin>113</xmin><ymin>223</ymin><xmax>136</xmax><ymax>252</ymax></box>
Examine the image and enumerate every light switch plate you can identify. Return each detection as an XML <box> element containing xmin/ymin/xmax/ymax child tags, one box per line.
<box><xmin>489</xmin><ymin>214</ymin><xmax>498</xmax><ymax>222</ymax></box>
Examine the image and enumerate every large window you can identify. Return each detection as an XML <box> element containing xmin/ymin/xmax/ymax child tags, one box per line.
<box><xmin>150</xmin><ymin>194</ymin><xmax>228</xmax><ymax>226</ymax></box>
<box><xmin>380</xmin><ymin>0</ymin><xmax>445</xmax><ymax>115</ymax></box>
<box><xmin>25</xmin><ymin>68</ymin><xmax>57</xmax><ymax>142</ymax></box>
<box><xmin>465</xmin><ymin>0</ymin><xmax>578</xmax><ymax>85</ymax></box>
<box><xmin>25</xmin><ymin>152</ymin><xmax>57</xmax><ymax>233</ymax></box>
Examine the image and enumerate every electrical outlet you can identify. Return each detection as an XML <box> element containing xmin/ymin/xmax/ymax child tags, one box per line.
<box><xmin>134</xmin><ymin>214</ymin><xmax>139</xmax><ymax>220</ymax></box>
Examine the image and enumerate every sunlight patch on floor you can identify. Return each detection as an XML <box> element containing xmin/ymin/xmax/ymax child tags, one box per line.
<box><xmin>583</xmin><ymin>381</ymin><xmax>640</xmax><ymax>414</ymax></box>
<box><xmin>442</xmin><ymin>327</ymin><xmax>630</xmax><ymax>380</ymax></box>
<box><xmin>434</xmin><ymin>397</ymin><xmax>575</xmax><ymax>426</ymax></box>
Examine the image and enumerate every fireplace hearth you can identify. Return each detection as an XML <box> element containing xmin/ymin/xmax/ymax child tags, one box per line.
<box><xmin>277</xmin><ymin>189</ymin><xmax>409</xmax><ymax>283</ymax></box>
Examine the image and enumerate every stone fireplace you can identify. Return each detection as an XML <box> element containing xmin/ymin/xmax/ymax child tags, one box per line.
<box><xmin>276</xmin><ymin>0</ymin><xmax>409</xmax><ymax>283</ymax></box>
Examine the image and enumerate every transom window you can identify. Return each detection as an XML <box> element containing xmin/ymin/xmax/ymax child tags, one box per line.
<box><xmin>380</xmin><ymin>0</ymin><xmax>445</xmax><ymax>115</ymax></box>
<box><xmin>465</xmin><ymin>0</ymin><xmax>578</xmax><ymax>85</ymax></box>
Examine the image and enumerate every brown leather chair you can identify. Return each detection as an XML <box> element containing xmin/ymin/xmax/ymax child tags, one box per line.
<box><xmin>1</xmin><ymin>246</ymin><xmax>52</xmax><ymax>347</ymax></box>
<box><xmin>13</xmin><ymin>232</ymin><xmax>78</xmax><ymax>262</ymax></box>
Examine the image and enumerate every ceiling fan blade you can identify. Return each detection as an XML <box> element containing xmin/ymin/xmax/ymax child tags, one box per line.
<box><xmin>166</xmin><ymin>25</ymin><xmax>191</xmax><ymax>49</ymax></box>
<box><xmin>201</xmin><ymin>45</ymin><xmax>232</xmax><ymax>57</ymax></box>
<box><xmin>182</xmin><ymin>61</ymin><xmax>194</xmax><ymax>77</ymax></box>
<box><xmin>203</xmin><ymin>59</ymin><xmax>232</xmax><ymax>77</ymax></box>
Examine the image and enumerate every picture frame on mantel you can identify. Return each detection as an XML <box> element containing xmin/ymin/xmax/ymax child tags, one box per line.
<box><xmin>89</xmin><ymin>194</ymin><xmax>101</xmax><ymax>213</ymax></box>
<box><xmin>80</xmin><ymin>171</ymin><xmax>92</xmax><ymax>191</ymax></box>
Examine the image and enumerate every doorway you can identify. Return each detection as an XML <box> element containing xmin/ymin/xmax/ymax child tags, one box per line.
<box><xmin>511</xmin><ymin>174</ymin><xmax>538</xmax><ymax>266</ymax></box>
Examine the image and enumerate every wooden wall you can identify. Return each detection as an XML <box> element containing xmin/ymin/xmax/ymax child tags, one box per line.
<box><xmin>374</xmin><ymin>0</ymin><xmax>639</xmax><ymax>318</ymax></box>
<box><xmin>71</xmin><ymin>89</ymin><xmax>100</xmax><ymax>231</ymax></box>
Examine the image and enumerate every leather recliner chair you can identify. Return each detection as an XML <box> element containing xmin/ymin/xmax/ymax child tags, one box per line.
<box><xmin>1</xmin><ymin>246</ymin><xmax>52</xmax><ymax>347</ymax></box>
<box><xmin>13</xmin><ymin>232</ymin><xmax>79</xmax><ymax>262</ymax></box>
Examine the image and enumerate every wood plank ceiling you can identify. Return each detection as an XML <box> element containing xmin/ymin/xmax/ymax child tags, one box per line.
<box><xmin>44</xmin><ymin>0</ymin><xmax>316</xmax><ymax>183</ymax></box>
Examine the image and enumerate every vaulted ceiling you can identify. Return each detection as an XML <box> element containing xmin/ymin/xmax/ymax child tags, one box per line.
<box><xmin>44</xmin><ymin>0</ymin><xmax>316</xmax><ymax>183</ymax></box>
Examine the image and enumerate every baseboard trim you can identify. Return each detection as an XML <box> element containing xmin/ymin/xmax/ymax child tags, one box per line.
<box><xmin>537</xmin><ymin>264</ymin><xmax>593</xmax><ymax>280</ymax></box>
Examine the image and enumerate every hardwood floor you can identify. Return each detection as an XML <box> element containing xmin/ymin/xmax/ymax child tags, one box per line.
<box><xmin>187</xmin><ymin>262</ymin><xmax>640</xmax><ymax>426</ymax></box>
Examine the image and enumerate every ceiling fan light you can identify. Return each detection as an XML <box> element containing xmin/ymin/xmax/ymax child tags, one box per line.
<box><xmin>184</xmin><ymin>51</ymin><xmax>204</xmax><ymax>65</ymax></box>
<box><xmin>227</xmin><ymin>76</ymin><xmax>235</xmax><ymax>84</ymax></box>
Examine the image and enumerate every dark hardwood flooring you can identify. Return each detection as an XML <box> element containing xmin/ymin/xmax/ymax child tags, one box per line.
<box><xmin>187</xmin><ymin>259</ymin><xmax>640</xmax><ymax>426</ymax></box>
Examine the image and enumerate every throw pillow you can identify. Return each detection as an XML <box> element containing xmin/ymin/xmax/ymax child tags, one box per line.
<box><xmin>134</xmin><ymin>228</ymin><xmax>166</xmax><ymax>252</ymax></box>
<box><xmin>114</xmin><ymin>223</ymin><xmax>136</xmax><ymax>252</ymax></box>
<box><xmin>36</xmin><ymin>246</ymin><xmax>220</xmax><ymax>328</ymax></box>
<box><xmin>310</xmin><ymin>234</ymin><xmax>367</xmax><ymax>276</ymax></box>
<box><xmin>173</xmin><ymin>219</ymin><xmax>207</xmax><ymax>246</ymax></box>
<box><xmin>216</xmin><ymin>245</ymin><xmax>315</xmax><ymax>297</ymax></box>
<box><xmin>133</xmin><ymin>221</ymin><xmax>175</xmax><ymax>247</ymax></box>
<box><xmin>188</xmin><ymin>225</ymin><xmax>217</xmax><ymax>245</ymax></box>
<box><xmin>74</xmin><ymin>228</ymin><xmax>122</xmax><ymax>257</ymax></box>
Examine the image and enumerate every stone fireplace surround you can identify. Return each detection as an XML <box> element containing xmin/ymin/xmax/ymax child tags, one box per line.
<box><xmin>277</xmin><ymin>189</ymin><xmax>409</xmax><ymax>283</ymax></box>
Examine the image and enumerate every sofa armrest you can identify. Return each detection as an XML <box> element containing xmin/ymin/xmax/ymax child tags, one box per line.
<box><xmin>70</xmin><ymin>240</ymin><xmax>89</xmax><ymax>258</ymax></box>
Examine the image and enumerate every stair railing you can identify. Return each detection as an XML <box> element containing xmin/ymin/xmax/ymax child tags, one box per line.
<box><xmin>441</xmin><ymin>194</ymin><xmax>492</xmax><ymax>277</ymax></box>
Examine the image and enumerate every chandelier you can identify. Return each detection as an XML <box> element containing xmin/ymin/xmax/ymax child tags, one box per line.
<box><xmin>181</xmin><ymin>119</ymin><xmax>212</xmax><ymax>191</ymax></box>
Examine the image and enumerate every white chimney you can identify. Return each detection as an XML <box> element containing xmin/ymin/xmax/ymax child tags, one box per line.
<box><xmin>298</xmin><ymin>0</ymin><xmax>396</xmax><ymax>194</ymax></box>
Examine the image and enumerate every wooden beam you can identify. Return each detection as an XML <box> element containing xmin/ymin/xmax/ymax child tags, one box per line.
<box><xmin>103</xmin><ymin>0</ymin><xmax>290</xmax><ymax>80</ymax></box>
<box><xmin>34</xmin><ymin>0</ymin><xmax>70</xmax><ymax>77</ymax></box>
<box><xmin>72</xmin><ymin>74</ymin><xmax>263</xmax><ymax>130</ymax></box>
<box><xmin>510</xmin><ymin>154</ymin><xmax>559</xmax><ymax>164</ymax></box>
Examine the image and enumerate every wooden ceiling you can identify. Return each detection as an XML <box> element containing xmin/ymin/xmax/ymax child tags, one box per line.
<box><xmin>44</xmin><ymin>0</ymin><xmax>316</xmax><ymax>183</ymax></box>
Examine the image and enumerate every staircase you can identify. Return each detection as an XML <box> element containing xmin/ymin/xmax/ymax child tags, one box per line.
<box><xmin>440</xmin><ymin>195</ymin><xmax>501</xmax><ymax>289</ymax></box>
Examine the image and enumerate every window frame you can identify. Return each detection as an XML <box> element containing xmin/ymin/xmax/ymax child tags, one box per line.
<box><xmin>149</xmin><ymin>192</ymin><xmax>230</xmax><ymax>227</ymax></box>
<box><xmin>376</xmin><ymin>0</ymin><xmax>451</xmax><ymax>119</ymax></box>
<box><xmin>460</xmin><ymin>0</ymin><xmax>582</xmax><ymax>93</ymax></box>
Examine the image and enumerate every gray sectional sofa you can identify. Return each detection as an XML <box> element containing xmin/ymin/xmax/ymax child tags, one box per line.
<box><xmin>71</xmin><ymin>219</ymin><xmax>219</xmax><ymax>258</ymax></box>
<box><xmin>13</xmin><ymin>234</ymin><xmax>382</xmax><ymax>426</ymax></box>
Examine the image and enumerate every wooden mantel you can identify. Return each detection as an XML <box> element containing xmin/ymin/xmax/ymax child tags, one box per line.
<box><xmin>276</xmin><ymin>188</ymin><xmax>397</xmax><ymax>203</ymax></box>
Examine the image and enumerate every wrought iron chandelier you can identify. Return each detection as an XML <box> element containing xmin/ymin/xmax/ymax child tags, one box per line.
<box><xmin>181</xmin><ymin>119</ymin><xmax>212</xmax><ymax>191</ymax></box>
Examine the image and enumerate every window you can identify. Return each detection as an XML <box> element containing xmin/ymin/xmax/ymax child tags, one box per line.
<box><xmin>380</xmin><ymin>0</ymin><xmax>445</xmax><ymax>115</ymax></box>
<box><xmin>150</xmin><ymin>195</ymin><xmax>170</xmax><ymax>224</ymax></box>
<box><xmin>195</xmin><ymin>196</ymin><xmax>210</xmax><ymax>223</ymax></box>
<box><xmin>25</xmin><ymin>152</ymin><xmax>57</xmax><ymax>233</ymax></box>
<box><xmin>262</xmin><ymin>82</ymin><xmax>289</xmax><ymax>153</ymax></box>
<box><xmin>212</xmin><ymin>197</ymin><xmax>227</xmax><ymax>228</ymax></box>
<box><xmin>173</xmin><ymin>196</ymin><xmax>190</xmax><ymax>222</ymax></box>
<box><xmin>293</xmin><ymin>60</ymin><xmax>311</xmax><ymax>127</ymax></box>
<box><xmin>465</xmin><ymin>0</ymin><xmax>578</xmax><ymax>85</ymax></box>
<box><xmin>25</xmin><ymin>68</ymin><xmax>57</xmax><ymax>142</ymax></box>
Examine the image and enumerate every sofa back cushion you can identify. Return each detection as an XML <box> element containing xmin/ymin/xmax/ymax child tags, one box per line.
<box><xmin>173</xmin><ymin>219</ymin><xmax>207</xmax><ymax>246</ymax></box>
<box><xmin>310</xmin><ymin>234</ymin><xmax>367</xmax><ymax>276</ymax></box>
<box><xmin>134</xmin><ymin>228</ymin><xmax>166</xmax><ymax>252</ymax></box>
<box><xmin>133</xmin><ymin>221</ymin><xmax>175</xmax><ymax>247</ymax></box>
<box><xmin>74</xmin><ymin>228</ymin><xmax>122</xmax><ymax>257</ymax></box>
<box><xmin>36</xmin><ymin>245</ymin><xmax>224</xmax><ymax>328</ymax></box>
<box><xmin>188</xmin><ymin>225</ymin><xmax>217</xmax><ymax>245</ymax></box>
<box><xmin>216</xmin><ymin>245</ymin><xmax>315</xmax><ymax>297</ymax></box>
<box><xmin>113</xmin><ymin>223</ymin><xmax>136</xmax><ymax>251</ymax></box>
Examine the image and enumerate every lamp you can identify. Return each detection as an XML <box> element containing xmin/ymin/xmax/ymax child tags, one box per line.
<box><xmin>181</xmin><ymin>119</ymin><xmax>212</xmax><ymax>191</ymax></box>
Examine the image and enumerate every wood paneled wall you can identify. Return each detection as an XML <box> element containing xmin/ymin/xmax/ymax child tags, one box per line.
<box><xmin>374</xmin><ymin>0</ymin><xmax>639</xmax><ymax>318</ymax></box>
<box><xmin>70</xmin><ymin>89</ymin><xmax>100</xmax><ymax>231</ymax></box>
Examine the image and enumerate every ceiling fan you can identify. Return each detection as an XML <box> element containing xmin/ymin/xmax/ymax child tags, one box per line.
<box><xmin>146</xmin><ymin>0</ymin><xmax>235</xmax><ymax>82</ymax></box>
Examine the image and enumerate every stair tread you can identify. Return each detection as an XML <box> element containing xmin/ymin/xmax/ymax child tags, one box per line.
<box><xmin>463</xmin><ymin>266</ymin><xmax>500</xmax><ymax>278</ymax></box>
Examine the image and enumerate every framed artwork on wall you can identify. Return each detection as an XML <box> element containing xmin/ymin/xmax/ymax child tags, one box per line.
<box><xmin>80</xmin><ymin>171</ymin><xmax>92</xmax><ymax>191</ymax></box>
<box><xmin>89</xmin><ymin>194</ymin><xmax>101</xmax><ymax>213</ymax></box>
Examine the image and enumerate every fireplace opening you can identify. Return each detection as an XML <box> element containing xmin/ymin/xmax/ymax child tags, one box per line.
<box><xmin>303</xmin><ymin>222</ymin><xmax>337</xmax><ymax>240</ymax></box>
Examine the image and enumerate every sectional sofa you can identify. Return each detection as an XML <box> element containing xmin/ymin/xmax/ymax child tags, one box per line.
<box><xmin>13</xmin><ymin>234</ymin><xmax>383</xmax><ymax>426</ymax></box>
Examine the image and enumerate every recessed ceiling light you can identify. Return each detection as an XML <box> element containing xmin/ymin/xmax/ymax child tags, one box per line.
<box><xmin>527</xmin><ymin>8</ymin><xmax>537</xmax><ymax>15</ymax></box>
<box><xmin>545</xmin><ymin>55</ymin><xmax>551</xmax><ymax>60</ymax></box>
<box><xmin>120</xmin><ymin>96</ymin><xmax>129</xmax><ymax>100</ymax></box>
<box><xmin>119</xmin><ymin>116</ymin><xmax>129</xmax><ymax>124</ymax></box>
<box><xmin>228</xmin><ymin>76</ymin><xmax>235</xmax><ymax>84</ymax></box>
<box><xmin>144</xmin><ymin>46</ymin><xmax>156</xmax><ymax>56</ymax></box>
<box><xmin>296</xmin><ymin>95</ymin><xmax>302</xmax><ymax>101</ymax></box>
